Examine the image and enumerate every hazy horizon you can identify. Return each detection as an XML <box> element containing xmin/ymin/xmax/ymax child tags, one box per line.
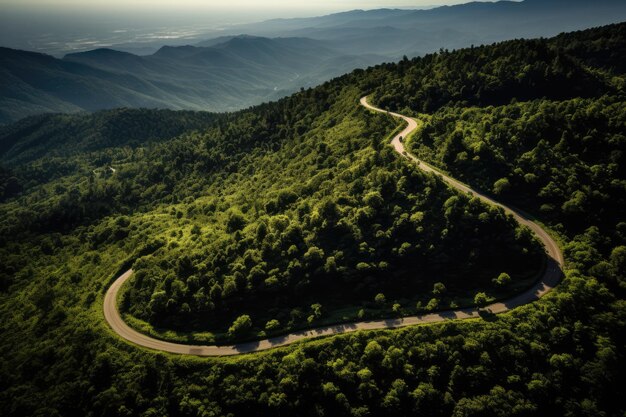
<box><xmin>0</xmin><ymin>0</ymin><xmax>507</xmax><ymax>56</ymax></box>
<box><xmin>1</xmin><ymin>0</ymin><xmax>504</xmax><ymax>16</ymax></box>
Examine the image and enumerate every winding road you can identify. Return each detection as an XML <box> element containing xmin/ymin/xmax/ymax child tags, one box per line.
<box><xmin>103</xmin><ymin>96</ymin><xmax>564</xmax><ymax>356</ymax></box>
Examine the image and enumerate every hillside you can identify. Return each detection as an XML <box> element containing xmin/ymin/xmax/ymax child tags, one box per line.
<box><xmin>0</xmin><ymin>81</ymin><xmax>543</xmax><ymax>341</ymax></box>
<box><xmin>0</xmin><ymin>109</ymin><xmax>217</xmax><ymax>165</ymax></box>
<box><xmin>1</xmin><ymin>23</ymin><xmax>626</xmax><ymax>417</ymax></box>
<box><xmin>367</xmin><ymin>22</ymin><xmax>626</xmax><ymax>238</ymax></box>
<box><xmin>0</xmin><ymin>37</ymin><xmax>384</xmax><ymax>124</ymax></box>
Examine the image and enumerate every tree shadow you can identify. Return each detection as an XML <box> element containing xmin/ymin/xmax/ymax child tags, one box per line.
<box><xmin>263</xmin><ymin>322</ymin><xmax>360</xmax><ymax>347</ymax></box>
<box><xmin>267</xmin><ymin>334</ymin><xmax>289</xmax><ymax>346</ymax></box>
<box><xmin>477</xmin><ymin>309</ymin><xmax>499</xmax><ymax>321</ymax></box>
<box><xmin>436</xmin><ymin>310</ymin><xmax>460</xmax><ymax>320</ymax></box>
<box><xmin>327</xmin><ymin>323</ymin><xmax>358</xmax><ymax>333</ymax></box>
<box><xmin>502</xmin><ymin>257</ymin><xmax>563</xmax><ymax>310</ymax></box>
<box><xmin>233</xmin><ymin>340</ymin><xmax>261</xmax><ymax>353</ymax></box>
<box><xmin>382</xmin><ymin>318</ymin><xmax>403</xmax><ymax>328</ymax></box>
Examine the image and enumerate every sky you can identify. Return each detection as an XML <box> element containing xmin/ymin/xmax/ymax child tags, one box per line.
<box><xmin>0</xmin><ymin>0</ymin><xmax>502</xmax><ymax>55</ymax></box>
<box><xmin>1</xmin><ymin>0</ymin><xmax>500</xmax><ymax>16</ymax></box>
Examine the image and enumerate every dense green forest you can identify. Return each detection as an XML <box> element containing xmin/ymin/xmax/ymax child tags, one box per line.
<box><xmin>0</xmin><ymin>81</ymin><xmax>541</xmax><ymax>342</ymax></box>
<box><xmin>368</xmin><ymin>22</ymin><xmax>626</xmax><ymax>274</ymax></box>
<box><xmin>370</xmin><ymin>23</ymin><xmax>626</xmax><ymax>113</ymax></box>
<box><xmin>1</xmin><ymin>23</ymin><xmax>626</xmax><ymax>416</ymax></box>
<box><xmin>403</xmin><ymin>97</ymin><xmax>626</xmax><ymax>236</ymax></box>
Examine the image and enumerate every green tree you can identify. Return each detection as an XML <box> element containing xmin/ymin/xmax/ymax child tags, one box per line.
<box><xmin>493</xmin><ymin>178</ymin><xmax>511</xmax><ymax>195</ymax></box>
<box><xmin>433</xmin><ymin>282</ymin><xmax>447</xmax><ymax>296</ymax></box>
<box><xmin>303</xmin><ymin>246</ymin><xmax>325</xmax><ymax>268</ymax></box>
<box><xmin>265</xmin><ymin>319</ymin><xmax>280</xmax><ymax>332</ymax></box>
<box><xmin>426</xmin><ymin>298</ymin><xmax>439</xmax><ymax>311</ymax></box>
<box><xmin>375</xmin><ymin>293</ymin><xmax>386</xmax><ymax>306</ymax></box>
<box><xmin>228</xmin><ymin>314</ymin><xmax>252</xmax><ymax>336</ymax></box>
<box><xmin>310</xmin><ymin>303</ymin><xmax>323</xmax><ymax>319</ymax></box>
<box><xmin>474</xmin><ymin>292</ymin><xmax>489</xmax><ymax>307</ymax></box>
<box><xmin>148</xmin><ymin>290</ymin><xmax>167</xmax><ymax>316</ymax></box>
<box><xmin>493</xmin><ymin>272</ymin><xmax>512</xmax><ymax>287</ymax></box>
<box><xmin>392</xmin><ymin>303</ymin><xmax>402</xmax><ymax>315</ymax></box>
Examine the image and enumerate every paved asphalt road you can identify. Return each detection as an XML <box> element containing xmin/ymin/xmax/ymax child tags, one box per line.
<box><xmin>103</xmin><ymin>96</ymin><xmax>564</xmax><ymax>356</ymax></box>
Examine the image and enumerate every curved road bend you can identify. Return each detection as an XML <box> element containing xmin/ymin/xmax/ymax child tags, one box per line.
<box><xmin>103</xmin><ymin>97</ymin><xmax>564</xmax><ymax>356</ymax></box>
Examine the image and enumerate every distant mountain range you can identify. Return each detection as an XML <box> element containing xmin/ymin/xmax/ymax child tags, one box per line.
<box><xmin>0</xmin><ymin>36</ymin><xmax>383</xmax><ymax>124</ymax></box>
<box><xmin>227</xmin><ymin>0</ymin><xmax>626</xmax><ymax>57</ymax></box>
<box><xmin>1</xmin><ymin>0</ymin><xmax>625</xmax><ymax>124</ymax></box>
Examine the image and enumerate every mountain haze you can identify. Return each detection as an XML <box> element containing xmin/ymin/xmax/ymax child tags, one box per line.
<box><xmin>226</xmin><ymin>0</ymin><xmax>626</xmax><ymax>56</ymax></box>
<box><xmin>0</xmin><ymin>36</ymin><xmax>384</xmax><ymax>124</ymax></box>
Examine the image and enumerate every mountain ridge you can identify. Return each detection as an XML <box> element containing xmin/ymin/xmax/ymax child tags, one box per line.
<box><xmin>0</xmin><ymin>37</ymin><xmax>385</xmax><ymax>124</ymax></box>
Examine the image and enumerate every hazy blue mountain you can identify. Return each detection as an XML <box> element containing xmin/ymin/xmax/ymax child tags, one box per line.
<box><xmin>195</xmin><ymin>34</ymin><xmax>290</xmax><ymax>48</ymax></box>
<box><xmin>0</xmin><ymin>36</ymin><xmax>385</xmax><ymax>124</ymax></box>
<box><xmin>218</xmin><ymin>0</ymin><xmax>626</xmax><ymax>56</ymax></box>
<box><xmin>0</xmin><ymin>47</ymin><xmax>178</xmax><ymax>124</ymax></box>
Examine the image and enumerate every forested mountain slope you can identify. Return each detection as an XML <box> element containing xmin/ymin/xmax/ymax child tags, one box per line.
<box><xmin>0</xmin><ymin>23</ymin><xmax>625</xmax><ymax>417</ymax></box>
<box><xmin>368</xmin><ymin>22</ymin><xmax>626</xmax><ymax>242</ymax></box>
<box><xmin>0</xmin><ymin>79</ymin><xmax>542</xmax><ymax>341</ymax></box>
<box><xmin>0</xmin><ymin>109</ymin><xmax>217</xmax><ymax>165</ymax></box>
